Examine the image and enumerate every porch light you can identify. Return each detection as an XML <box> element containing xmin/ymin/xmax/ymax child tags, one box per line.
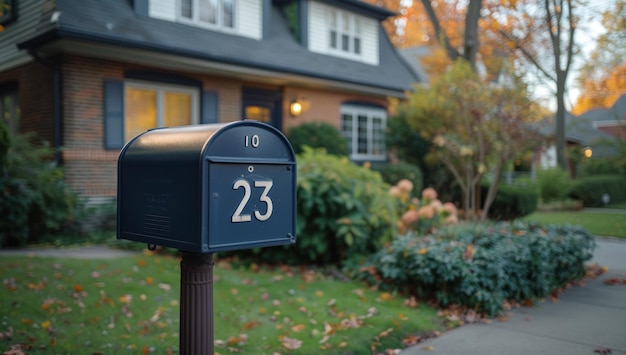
<box><xmin>583</xmin><ymin>147</ymin><xmax>592</xmax><ymax>158</ymax></box>
<box><xmin>289</xmin><ymin>100</ymin><xmax>302</xmax><ymax>117</ymax></box>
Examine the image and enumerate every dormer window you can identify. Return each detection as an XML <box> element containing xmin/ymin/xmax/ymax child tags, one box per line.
<box><xmin>329</xmin><ymin>9</ymin><xmax>361</xmax><ymax>56</ymax></box>
<box><xmin>308</xmin><ymin>1</ymin><xmax>379</xmax><ymax>65</ymax></box>
<box><xmin>179</xmin><ymin>0</ymin><xmax>235</xmax><ymax>30</ymax></box>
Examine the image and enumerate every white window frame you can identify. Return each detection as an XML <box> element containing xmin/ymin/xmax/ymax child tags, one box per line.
<box><xmin>328</xmin><ymin>8</ymin><xmax>362</xmax><ymax>59</ymax></box>
<box><xmin>177</xmin><ymin>0</ymin><xmax>236</xmax><ymax>32</ymax></box>
<box><xmin>125</xmin><ymin>80</ymin><xmax>200</xmax><ymax>132</ymax></box>
<box><xmin>341</xmin><ymin>104</ymin><xmax>387</xmax><ymax>161</ymax></box>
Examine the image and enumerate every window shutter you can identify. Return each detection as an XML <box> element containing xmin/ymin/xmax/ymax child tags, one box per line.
<box><xmin>201</xmin><ymin>91</ymin><xmax>218</xmax><ymax>124</ymax></box>
<box><xmin>104</xmin><ymin>80</ymin><xmax>124</xmax><ymax>149</ymax></box>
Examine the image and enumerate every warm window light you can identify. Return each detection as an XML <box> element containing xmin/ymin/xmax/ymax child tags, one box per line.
<box><xmin>583</xmin><ymin>147</ymin><xmax>592</xmax><ymax>158</ymax></box>
<box><xmin>289</xmin><ymin>100</ymin><xmax>302</xmax><ymax>117</ymax></box>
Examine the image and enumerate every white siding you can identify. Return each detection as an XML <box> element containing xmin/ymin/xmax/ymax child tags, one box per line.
<box><xmin>307</xmin><ymin>1</ymin><xmax>328</xmax><ymax>55</ymax></box>
<box><xmin>238</xmin><ymin>0</ymin><xmax>262</xmax><ymax>39</ymax></box>
<box><xmin>360</xmin><ymin>18</ymin><xmax>379</xmax><ymax>66</ymax></box>
<box><xmin>149</xmin><ymin>0</ymin><xmax>176</xmax><ymax>21</ymax></box>
<box><xmin>307</xmin><ymin>1</ymin><xmax>379</xmax><ymax>65</ymax></box>
<box><xmin>0</xmin><ymin>0</ymin><xmax>42</xmax><ymax>72</ymax></box>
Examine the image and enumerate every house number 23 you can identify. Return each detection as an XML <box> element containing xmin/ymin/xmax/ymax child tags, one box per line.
<box><xmin>231</xmin><ymin>179</ymin><xmax>274</xmax><ymax>223</ymax></box>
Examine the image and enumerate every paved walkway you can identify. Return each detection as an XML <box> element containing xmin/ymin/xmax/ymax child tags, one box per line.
<box><xmin>400</xmin><ymin>238</ymin><xmax>626</xmax><ymax>355</ymax></box>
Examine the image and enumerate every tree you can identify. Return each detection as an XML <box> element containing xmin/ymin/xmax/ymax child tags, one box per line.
<box><xmin>576</xmin><ymin>0</ymin><xmax>626</xmax><ymax>85</ymax></box>
<box><xmin>497</xmin><ymin>0</ymin><xmax>580</xmax><ymax>170</ymax></box>
<box><xmin>403</xmin><ymin>60</ymin><xmax>543</xmax><ymax>220</ymax></box>
<box><xmin>573</xmin><ymin>0</ymin><xmax>626</xmax><ymax>114</ymax></box>
<box><xmin>573</xmin><ymin>64</ymin><xmax>626</xmax><ymax>114</ymax></box>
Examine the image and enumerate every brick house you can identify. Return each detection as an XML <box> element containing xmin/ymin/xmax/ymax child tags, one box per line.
<box><xmin>0</xmin><ymin>0</ymin><xmax>418</xmax><ymax>203</ymax></box>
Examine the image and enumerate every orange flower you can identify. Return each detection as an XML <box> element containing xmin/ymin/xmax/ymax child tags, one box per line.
<box><xmin>430</xmin><ymin>199</ymin><xmax>443</xmax><ymax>212</ymax></box>
<box><xmin>421</xmin><ymin>187</ymin><xmax>438</xmax><ymax>201</ymax></box>
<box><xmin>443</xmin><ymin>202</ymin><xmax>458</xmax><ymax>215</ymax></box>
<box><xmin>418</xmin><ymin>205</ymin><xmax>435</xmax><ymax>220</ymax></box>
<box><xmin>73</xmin><ymin>284</ymin><xmax>83</xmax><ymax>292</ymax></box>
<box><xmin>397</xmin><ymin>179</ymin><xmax>414</xmax><ymax>193</ymax></box>
<box><xmin>401</xmin><ymin>209</ymin><xmax>419</xmax><ymax>225</ymax></box>
<box><xmin>389</xmin><ymin>186</ymin><xmax>402</xmax><ymax>198</ymax></box>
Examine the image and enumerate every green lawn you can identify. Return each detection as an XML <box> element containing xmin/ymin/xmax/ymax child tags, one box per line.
<box><xmin>524</xmin><ymin>211</ymin><xmax>626</xmax><ymax>238</ymax></box>
<box><xmin>0</xmin><ymin>253</ymin><xmax>439</xmax><ymax>354</ymax></box>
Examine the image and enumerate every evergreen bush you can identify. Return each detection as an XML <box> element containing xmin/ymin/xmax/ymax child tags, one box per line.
<box><xmin>0</xmin><ymin>126</ymin><xmax>80</xmax><ymax>248</ymax></box>
<box><xmin>354</xmin><ymin>221</ymin><xmax>595</xmax><ymax>316</ymax></box>
<box><xmin>286</xmin><ymin>122</ymin><xmax>348</xmax><ymax>156</ymax></box>
<box><xmin>487</xmin><ymin>184</ymin><xmax>539</xmax><ymax>220</ymax></box>
<box><xmin>569</xmin><ymin>174</ymin><xmax>626</xmax><ymax>207</ymax></box>
<box><xmin>537</xmin><ymin>168</ymin><xmax>571</xmax><ymax>202</ymax></box>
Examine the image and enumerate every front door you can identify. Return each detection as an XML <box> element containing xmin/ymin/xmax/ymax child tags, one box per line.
<box><xmin>242</xmin><ymin>87</ymin><xmax>283</xmax><ymax>131</ymax></box>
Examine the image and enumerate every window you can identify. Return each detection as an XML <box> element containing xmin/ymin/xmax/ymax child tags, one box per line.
<box><xmin>0</xmin><ymin>87</ymin><xmax>19</xmax><ymax>136</ymax></box>
<box><xmin>0</xmin><ymin>0</ymin><xmax>17</xmax><ymax>27</ymax></box>
<box><xmin>341</xmin><ymin>104</ymin><xmax>386</xmax><ymax>161</ymax></box>
<box><xmin>124</xmin><ymin>81</ymin><xmax>199</xmax><ymax>141</ymax></box>
<box><xmin>179</xmin><ymin>0</ymin><xmax>235</xmax><ymax>30</ymax></box>
<box><xmin>328</xmin><ymin>9</ymin><xmax>362</xmax><ymax>56</ymax></box>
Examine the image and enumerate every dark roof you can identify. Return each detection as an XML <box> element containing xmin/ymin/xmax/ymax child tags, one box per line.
<box><xmin>399</xmin><ymin>46</ymin><xmax>431</xmax><ymax>83</ymax></box>
<box><xmin>19</xmin><ymin>0</ymin><xmax>418</xmax><ymax>95</ymax></box>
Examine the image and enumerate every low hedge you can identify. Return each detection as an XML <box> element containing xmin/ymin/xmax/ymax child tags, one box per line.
<box><xmin>569</xmin><ymin>174</ymin><xmax>626</xmax><ymax>207</ymax></box>
<box><xmin>354</xmin><ymin>221</ymin><xmax>595</xmax><ymax>316</ymax></box>
<box><xmin>487</xmin><ymin>183</ymin><xmax>539</xmax><ymax>220</ymax></box>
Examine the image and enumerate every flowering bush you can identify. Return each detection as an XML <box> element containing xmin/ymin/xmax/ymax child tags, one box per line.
<box><xmin>389</xmin><ymin>180</ymin><xmax>458</xmax><ymax>235</ymax></box>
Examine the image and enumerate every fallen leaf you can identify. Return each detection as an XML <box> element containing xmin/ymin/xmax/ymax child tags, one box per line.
<box><xmin>593</xmin><ymin>348</ymin><xmax>612</xmax><ymax>354</ymax></box>
<box><xmin>422</xmin><ymin>345</ymin><xmax>434</xmax><ymax>351</ymax></box>
<box><xmin>402</xmin><ymin>335</ymin><xmax>421</xmax><ymax>346</ymax></box>
<box><xmin>403</xmin><ymin>296</ymin><xmax>419</xmax><ymax>308</ymax></box>
<box><xmin>380</xmin><ymin>292</ymin><xmax>393</xmax><ymax>301</ymax></box>
<box><xmin>73</xmin><ymin>284</ymin><xmax>83</xmax><ymax>292</ymax></box>
<box><xmin>280</xmin><ymin>336</ymin><xmax>302</xmax><ymax>350</ymax></box>
<box><xmin>291</xmin><ymin>324</ymin><xmax>306</xmax><ymax>332</ymax></box>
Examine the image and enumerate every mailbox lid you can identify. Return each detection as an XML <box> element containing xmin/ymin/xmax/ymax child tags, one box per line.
<box><xmin>204</xmin><ymin>121</ymin><xmax>296</xmax><ymax>163</ymax></box>
<box><xmin>119</xmin><ymin>123</ymin><xmax>226</xmax><ymax>164</ymax></box>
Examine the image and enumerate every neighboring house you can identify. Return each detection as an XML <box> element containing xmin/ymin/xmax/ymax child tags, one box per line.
<box><xmin>535</xmin><ymin>96</ymin><xmax>626</xmax><ymax>175</ymax></box>
<box><xmin>0</xmin><ymin>0</ymin><xmax>419</xmax><ymax>202</ymax></box>
<box><xmin>582</xmin><ymin>94</ymin><xmax>626</xmax><ymax>139</ymax></box>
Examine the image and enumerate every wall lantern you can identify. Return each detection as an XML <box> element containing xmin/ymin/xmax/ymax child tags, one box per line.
<box><xmin>583</xmin><ymin>147</ymin><xmax>593</xmax><ymax>158</ymax></box>
<box><xmin>289</xmin><ymin>100</ymin><xmax>302</xmax><ymax>117</ymax></box>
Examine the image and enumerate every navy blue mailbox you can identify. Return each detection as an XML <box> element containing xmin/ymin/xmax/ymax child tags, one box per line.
<box><xmin>117</xmin><ymin>121</ymin><xmax>296</xmax><ymax>253</ymax></box>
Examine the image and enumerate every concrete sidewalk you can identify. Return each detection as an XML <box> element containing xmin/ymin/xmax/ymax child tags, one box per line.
<box><xmin>400</xmin><ymin>238</ymin><xmax>626</xmax><ymax>355</ymax></box>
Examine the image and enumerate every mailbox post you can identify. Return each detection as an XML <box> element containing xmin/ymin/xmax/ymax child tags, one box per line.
<box><xmin>117</xmin><ymin>121</ymin><xmax>296</xmax><ymax>355</ymax></box>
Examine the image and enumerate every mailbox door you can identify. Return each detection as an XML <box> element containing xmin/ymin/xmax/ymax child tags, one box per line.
<box><xmin>203</xmin><ymin>121</ymin><xmax>296</xmax><ymax>253</ymax></box>
<box><xmin>207</xmin><ymin>162</ymin><xmax>295</xmax><ymax>252</ymax></box>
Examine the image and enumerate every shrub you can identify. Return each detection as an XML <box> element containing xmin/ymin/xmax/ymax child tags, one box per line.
<box><xmin>486</xmin><ymin>183</ymin><xmax>539</xmax><ymax>220</ymax></box>
<box><xmin>286</xmin><ymin>122</ymin><xmax>348</xmax><ymax>156</ymax></box>
<box><xmin>354</xmin><ymin>221</ymin><xmax>595</xmax><ymax>316</ymax></box>
<box><xmin>0</xmin><ymin>129</ymin><xmax>80</xmax><ymax>248</ymax></box>
<box><xmin>373</xmin><ymin>162</ymin><xmax>423</xmax><ymax>196</ymax></box>
<box><xmin>569</xmin><ymin>174</ymin><xmax>626</xmax><ymax>207</ymax></box>
<box><xmin>237</xmin><ymin>147</ymin><xmax>397</xmax><ymax>266</ymax></box>
<box><xmin>579</xmin><ymin>158</ymin><xmax>621</xmax><ymax>177</ymax></box>
<box><xmin>537</xmin><ymin>168</ymin><xmax>571</xmax><ymax>202</ymax></box>
<box><xmin>390</xmin><ymin>183</ymin><xmax>459</xmax><ymax>235</ymax></box>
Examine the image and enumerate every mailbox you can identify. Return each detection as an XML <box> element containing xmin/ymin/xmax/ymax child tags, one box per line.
<box><xmin>117</xmin><ymin>121</ymin><xmax>296</xmax><ymax>253</ymax></box>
